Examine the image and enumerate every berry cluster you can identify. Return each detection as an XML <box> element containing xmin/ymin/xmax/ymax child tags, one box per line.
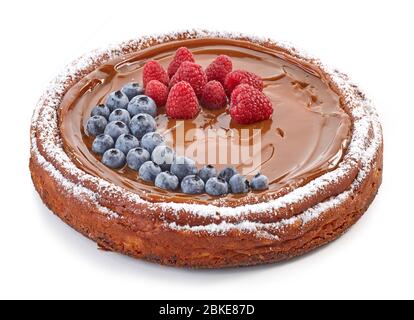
<box><xmin>142</xmin><ymin>47</ymin><xmax>273</xmax><ymax>124</ymax></box>
<box><xmin>87</xmin><ymin>93</ymin><xmax>268</xmax><ymax>195</ymax></box>
<box><xmin>86</xmin><ymin>84</ymin><xmax>159</xmax><ymax>172</ymax></box>
<box><xmin>85</xmin><ymin>47</ymin><xmax>271</xmax><ymax>196</ymax></box>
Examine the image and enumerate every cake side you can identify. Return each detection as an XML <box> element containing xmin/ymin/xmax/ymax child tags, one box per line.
<box><xmin>30</xmin><ymin>143</ymin><xmax>382</xmax><ymax>267</ymax></box>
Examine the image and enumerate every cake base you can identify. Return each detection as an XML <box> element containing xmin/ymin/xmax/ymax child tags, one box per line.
<box><xmin>30</xmin><ymin>145</ymin><xmax>382</xmax><ymax>268</ymax></box>
<box><xmin>29</xmin><ymin>31</ymin><xmax>383</xmax><ymax>268</ymax></box>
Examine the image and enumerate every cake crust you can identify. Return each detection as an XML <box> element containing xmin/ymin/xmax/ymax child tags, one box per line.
<box><xmin>30</xmin><ymin>30</ymin><xmax>383</xmax><ymax>268</ymax></box>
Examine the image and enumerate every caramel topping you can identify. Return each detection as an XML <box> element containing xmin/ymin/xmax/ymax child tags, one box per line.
<box><xmin>59</xmin><ymin>38</ymin><xmax>351</xmax><ymax>205</ymax></box>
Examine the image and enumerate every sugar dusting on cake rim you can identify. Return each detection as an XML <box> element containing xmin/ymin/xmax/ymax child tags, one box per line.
<box><xmin>30</xmin><ymin>29</ymin><xmax>382</xmax><ymax>239</ymax></box>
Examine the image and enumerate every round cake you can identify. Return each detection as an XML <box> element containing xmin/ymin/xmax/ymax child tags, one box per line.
<box><xmin>30</xmin><ymin>30</ymin><xmax>383</xmax><ymax>268</ymax></box>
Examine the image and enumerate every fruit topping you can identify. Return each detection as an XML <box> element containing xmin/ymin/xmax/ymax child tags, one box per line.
<box><xmin>114</xmin><ymin>133</ymin><xmax>139</xmax><ymax>155</ymax></box>
<box><xmin>181</xmin><ymin>175</ymin><xmax>205</xmax><ymax>194</ymax></box>
<box><xmin>92</xmin><ymin>134</ymin><xmax>114</xmax><ymax>155</ymax></box>
<box><xmin>155</xmin><ymin>171</ymin><xmax>179</xmax><ymax>191</ymax></box>
<box><xmin>127</xmin><ymin>95</ymin><xmax>157</xmax><ymax>117</ymax></box>
<box><xmin>129</xmin><ymin>113</ymin><xmax>156</xmax><ymax>139</ymax></box>
<box><xmin>91</xmin><ymin>104</ymin><xmax>110</xmax><ymax>119</ymax></box>
<box><xmin>84</xmin><ymin>48</ymin><xmax>273</xmax><ymax>196</ymax></box>
<box><xmin>109</xmin><ymin>108</ymin><xmax>131</xmax><ymax>125</ymax></box>
<box><xmin>166</xmin><ymin>81</ymin><xmax>200</xmax><ymax>119</ymax></box>
<box><xmin>139</xmin><ymin>161</ymin><xmax>162</xmax><ymax>182</ymax></box>
<box><xmin>229</xmin><ymin>174</ymin><xmax>250</xmax><ymax>194</ymax></box>
<box><xmin>224</xmin><ymin>70</ymin><xmax>263</xmax><ymax>96</ymax></box>
<box><xmin>104</xmin><ymin>120</ymin><xmax>129</xmax><ymax>140</ymax></box>
<box><xmin>121</xmin><ymin>82</ymin><xmax>144</xmax><ymax>100</ymax></box>
<box><xmin>140</xmin><ymin>132</ymin><xmax>165</xmax><ymax>154</ymax></box>
<box><xmin>198</xmin><ymin>165</ymin><xmax>217</xmax><ymax>183</ymax></box>
<box><xmin>145</xmin><ymin>80</ymin><xmax>169</xmax><ymax>107</ymax></box>
<box><xmin>169</xmin><ymin>61</ymin><xmax>207</xmax><ymax>98</ymax></box>
<box><xmin>102</xmin><ymin>148</ymin><xmax>126</xmax><ymax>169</ymax></box>
<box><xmin>218</xmin><ymin>166</ymin><xmax>238</xmax><ymax>182</ymax></box>
<box><xmin>86</xmin><ymin>115</ymin><xmax>107</xmax><ymax>136</ymax></box>
<box><xmin>205</xmin><ymin>177</ymin><xmax>229</xmax><ymax>196</ymax></box>
<box><xmin>143</xmin><ymin>60</ymin><xmax>169</xmax><ymax>88</ymax></box>
<box><xmin>126</xmin><ymin>147</ymin><xmax>151</xmax><ymax>171</ymax></box>
<box><xmin>105</xmin><ymin>90</ymin><xmax>129</xmax><ymax>111</ymax></box>
<box><xmin>205</xmin><ymin>54</ymin><xmax>232</xmax><ymax>85</ymax></box>
<box><xmin>201</xmin><ymin>80</ymin><xmax>227</xmax><ymax>110</ymax></box>
<box><xmin>170</xmin><ymin>156</ymin><xmax>198</xmax><ymax>181</ymax></box>
<box><xmin>151</xmin><ymin>145</ymin><xmax>175</xmax><ymax>171</ymax></box>
<box><xmin>167</xmin><ymin>47</ymin><xmax>195</xmax><ymax>78</ymax></box>
<box><xmin>229</xmin><ymin>84</ymin><xmax>273</xmax><ymax>124</ymax></box>
<box><xmin>251</xmin><ymin>173</ymin><xmax>269</xmax><ymax>191</ymax></box>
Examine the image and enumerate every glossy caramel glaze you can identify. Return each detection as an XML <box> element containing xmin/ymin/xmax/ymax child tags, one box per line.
<box><xmin>60</xmin><ymin>38</ymin><xmax>351</xmax><ymax>204</ymax></box>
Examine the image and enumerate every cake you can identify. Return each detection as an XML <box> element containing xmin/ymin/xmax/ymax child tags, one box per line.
<box><xmin>30</xmin><ymin>30</ymin><xmax>383</xmax><ymax>268</ymax></box>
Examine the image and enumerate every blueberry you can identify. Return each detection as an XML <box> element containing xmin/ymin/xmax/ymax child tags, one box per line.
<box><xmin>198</xmin><ymin>165</ymin><xmax>217</xmax><ymax>183</ymax></box>
<box><xmin>104</xmin><ymin>121</ymin><xmax>130</xmax><ymax>141</ymax></box>
<box><xmin>121</xmin><ymin>82</ymin><xmax>144</xmax><ymax>100</ymax></box>
<box><xmin>86</xmin><ymin>115</ymin><xmax>107</xmax><ymax>136</ymax></box>
<box><xmin>170</xmin><ymin>156</ymin><xmax>197</xmax><ymax>181</ymax></box>
<box><xmin>181</xmin><ymin>175</ymin><xmax>205</xmax><ymax>194</ymax></box>
<box><xmin>129</xmin><ymin>113</ymin><xmax>156</xmax><ymax>139</ymax></box>
<box><xmin>155</xmin><ymin>171</ymin><xmax>179</xmax><ymax>191</ymax></box>
<box><xmin>126</xmin><ymin>147</ymin><xmax>151</xmax><ymax>171</ymax></box>
<box><xmin>92</xmin><ymin>134</ymin><xmax>114</xmax><ymax>155</ymax></box>
<box><xmin>91</xmin><ymin>104</ymin><xmax>110</xmax><ymax>119</ymax></box>
<box><xmin>139</xmin><ymin>161</ymin><xmax>162</xmax><ymax>182</ymax></box>
<box><xmin>229</xmin><ymin>174</ymin><xmax>250</xmax><ymax>194</ymax></box>
<box><xmin>218</xmin><ymin>166</ymin><xmax>238</xmax><ymax>182</ymax></box>
<box><xmin>140</xmin><ymin>132</ymin><xmax>165</xmax><ymax>154</ymax></box>
<box><xmin>106</xmin><ymin>90</ymin><xmax>129</xmax><ymax>112</ymax></box>
<box><xmin>205</xmin><ymin>177</ymin><xmax>228</xmax><ymax>196</ymax></box>
<box><xmin>109</xmin><ymin>108</ymin><xmax>131</xmax><ymax>125</ymax></box>
<box><xmin>102</xmin><ymin>148</ymin><xmax>126</xmax><ymax>169</ymax></box>
<box><xmin>151</xmin><ymin>145</ymin><xmax>175</xmax><ymax>171</ymax></box>
<box><xmin>127</xmin><ymin>95</ymin><xmax>157</xmax><ymax>117</ymax></box>
<box><xmin>115</xmin><ymin>134</ymin><xmax>139</xmax><ymax>155</ymax></box>
<box><xmin>251</xmin><ymin>173</ymin><xmax>269</xmax><ymax>191</ymax></box>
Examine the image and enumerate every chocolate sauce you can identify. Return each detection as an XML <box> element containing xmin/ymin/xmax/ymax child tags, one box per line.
<box><xmin>60</xmin><ymin>38</ymin><xmax>351</xmax><ymax>204</ymax></box>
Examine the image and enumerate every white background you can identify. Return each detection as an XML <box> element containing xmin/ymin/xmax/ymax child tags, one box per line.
<box><xmin>0</xmin><ymin>0</ymin><xmax>413</xmax><ymax>300</ymax></box>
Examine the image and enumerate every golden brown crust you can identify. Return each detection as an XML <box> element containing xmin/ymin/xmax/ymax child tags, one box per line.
<box><xmin>29</xmin><ymin>144</ymin><xmax>382</xmax><ymax>268</ymax></box>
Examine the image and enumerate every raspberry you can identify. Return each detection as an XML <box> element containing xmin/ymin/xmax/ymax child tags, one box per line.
<box><xmin>143</xmin><ymin>60</ymin><xmax>169</xmax><ymax>88</ymax></box>
<box><xmin>201</xmin><ymin>81</ymin><xmax>227</xmax><ymax>110</ymax></box>
<box><xmin>224</xmin><ymin>70</ymin><xmax>263</xmax><ymax>96</ymax></box>
<box><xmin>230</xmin><ymin>84</ymin><xmax>250</xmax><ymax>105</ymax></box>
<box><xmin>230</xmin><ymin>85</ymin><xmax>273</xmax><ymax>124</ymax></box>
<box><xmin>167</xmin><ymin>47</ymin><xmax>195</xmax><ymax>78</ymax></box>
<box><xmin>205</xmin><ymin>55</ymin><xmax>232</xmax><ymax>85</ymax></box>
<box><xmin>145</xmin><ymin>80</ymin><xmax>169</xmax><ymax>107</ymax></box>
<box><xmin>166</xmin><ymin>81</ymin><xmax>200</xmax><ymax>119</ymax></box>
<box><xmin>170</xmin><ymin>62</ymin><xmax>207</xmax><ymax>98</ymax></box>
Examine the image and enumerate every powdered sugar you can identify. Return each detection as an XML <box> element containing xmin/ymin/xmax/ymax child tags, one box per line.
<box><xmin>30</xmin><ymin>30</ymin><xmax>382</xmax><ymax>239</ymax></box>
